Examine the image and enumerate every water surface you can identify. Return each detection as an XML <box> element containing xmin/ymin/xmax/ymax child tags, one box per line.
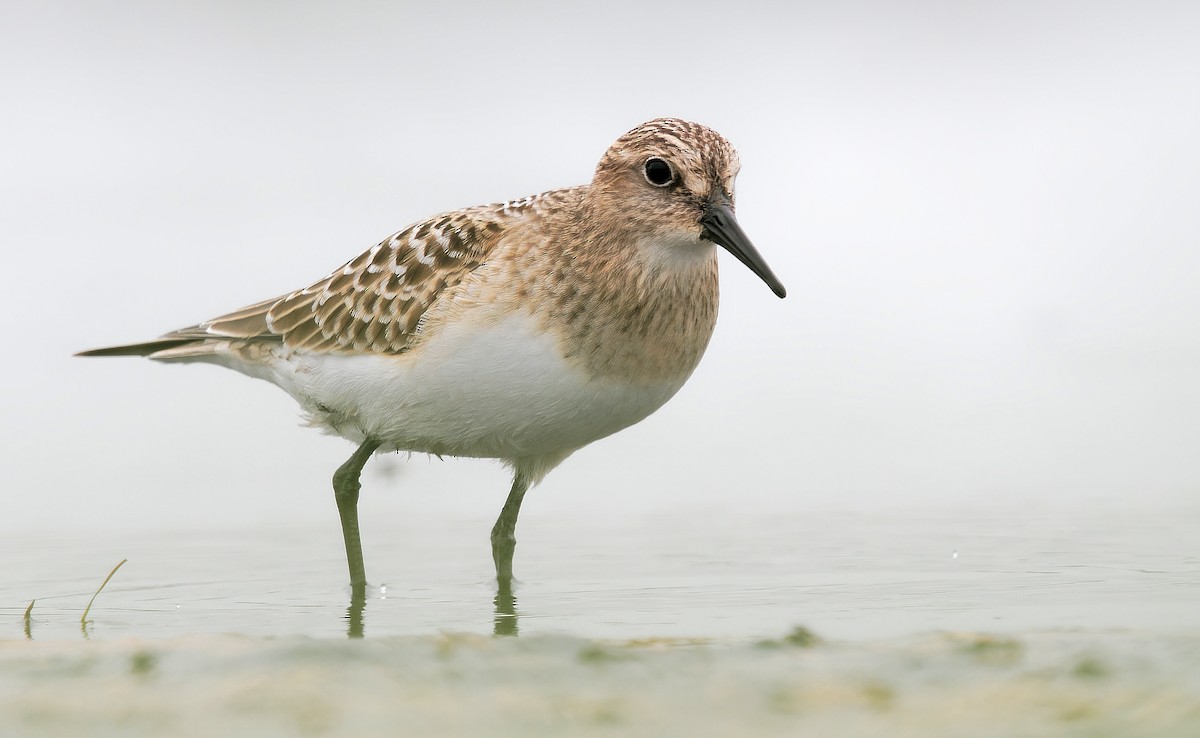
<box><xmin>3</xmin><ymin>503</ymin><xmax>1198</xmax><ymax>736</ymax></box>
<box><xmin>5</xmin><ymin>503</ymin><xmax>1196</xmax><ymax>641</ymax></box>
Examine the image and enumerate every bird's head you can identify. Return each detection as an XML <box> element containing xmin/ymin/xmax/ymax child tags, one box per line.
<box><xmin>592</xmin><ymin>118</ymin><xmax>786</xmax><ymax>298</ymax></box>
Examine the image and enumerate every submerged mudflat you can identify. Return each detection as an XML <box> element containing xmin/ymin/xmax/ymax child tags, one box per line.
<box><xmin>3</xmin><ymin>629</ymin><xmax>1198</xmax><ymax>737</ymax></box>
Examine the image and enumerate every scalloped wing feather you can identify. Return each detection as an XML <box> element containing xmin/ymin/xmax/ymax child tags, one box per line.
<box><xmin>172</xmin><ymin>208</ymin><xmax>502</xmax><ymax>355</ymax></box>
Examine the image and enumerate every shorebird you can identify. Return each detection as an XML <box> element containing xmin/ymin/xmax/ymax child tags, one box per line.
<box><xmin>78</xmin><ymin>118</ymin><xmax>786</xmax><ymax>590</ymax></box>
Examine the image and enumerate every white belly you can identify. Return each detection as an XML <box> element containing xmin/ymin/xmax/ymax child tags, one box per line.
<box><xmin>260</xmin><ymin>311</ymin><xmax>687</xmax><ymax>462</ymax></box>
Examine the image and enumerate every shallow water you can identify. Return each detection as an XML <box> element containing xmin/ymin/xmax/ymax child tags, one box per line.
<box><xmin>3</xmin><ymin>503</ymin><xmax>1198</xmax><ymax>735</ymax></box>
<box><xmin>5</xmin><ymin>503</ymin><xmax>1198</xmax><ymax>640</ymax></box>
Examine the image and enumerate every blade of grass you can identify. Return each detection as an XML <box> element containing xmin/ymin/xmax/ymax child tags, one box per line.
<box><xmin>23</xmin><ymin>599</ymin><xmax>35</xmax><ymax>639</ymax></box>
<box><xmin>81</xmin><ymin>558</ymin><xmax>127</xmax><ymax>625</ymax></box>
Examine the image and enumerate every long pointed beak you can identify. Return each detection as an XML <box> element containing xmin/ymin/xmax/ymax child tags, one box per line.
<box><xmin>700</xmin><ymin>197</ymin><xmax>786</xmax><ymax>298</ymax></box>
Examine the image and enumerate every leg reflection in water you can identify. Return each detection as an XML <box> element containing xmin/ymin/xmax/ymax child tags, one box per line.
<box><xmin>493</xmin><ymin>577</ymin><xmax>519</xmax><ymax>637</ymax></box>
<box><xmin>342</xmin><ymin>576</ymin><xmax>520</xmax><ymax>638</ymax></box>
<box><xmin>346</xmin><ymin>585</ymin><xmax>366</xmax><ymax>639</ymax></box>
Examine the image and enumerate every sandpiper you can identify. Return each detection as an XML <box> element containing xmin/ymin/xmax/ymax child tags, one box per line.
<box><xmin>78</xmin><ymin>118</ymin><xmax>786</xmax><ymax>590</ymax></box>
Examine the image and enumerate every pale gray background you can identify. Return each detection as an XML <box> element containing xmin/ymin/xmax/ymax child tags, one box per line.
<box><xmin>3</xmin><ymin>1</ymin><xmax>1198</xmax><ymax>535</ymax></box>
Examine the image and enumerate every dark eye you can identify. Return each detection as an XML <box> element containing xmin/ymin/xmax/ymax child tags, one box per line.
<box><xmin>643</xmin><ymin>157</ymin><xmax>674</xmax><ymax>187</ymax></box>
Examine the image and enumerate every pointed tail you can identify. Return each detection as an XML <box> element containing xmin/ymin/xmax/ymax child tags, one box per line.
<box><xmin>75</xmin><ymin>339</ymin><xmax>202</xmax><ymax>358</ymax></box>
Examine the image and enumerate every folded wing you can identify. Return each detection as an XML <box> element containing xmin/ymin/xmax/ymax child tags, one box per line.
<box><xmin>78</xmin><ymin>207</ymin><xmax>504</xmax><ymax>360</ymax></box>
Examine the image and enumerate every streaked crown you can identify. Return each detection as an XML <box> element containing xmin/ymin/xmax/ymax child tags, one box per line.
<box><xmin>594</xmin><ymin>117</ymin><xmax>740</xmax><ymax>202</ymax></box>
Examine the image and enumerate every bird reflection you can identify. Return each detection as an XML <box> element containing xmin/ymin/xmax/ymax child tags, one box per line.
<box><xmin>493</xmin><ymin>576</ymin><xmax>519</xmax><ymax>637</ymax></box>
<box><xmin>342</xmin><ymin>548</ymin><xmax>522</xmax><ymax>639</ymax></box>
<box><xmin>346</xmin><ymin>584</ymin><xmax>367</xmax><ymax>638</ymax></box>
<box><xmin>492</xmin><ymin>532</ymin><xmax>520</xmax><ymax>636</ymax></box>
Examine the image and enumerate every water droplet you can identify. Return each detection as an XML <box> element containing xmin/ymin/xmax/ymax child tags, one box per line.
<box><xmin>952</xmin><ymin>550</ymin><xmax>959</xmax><ymax>560</ymax></box>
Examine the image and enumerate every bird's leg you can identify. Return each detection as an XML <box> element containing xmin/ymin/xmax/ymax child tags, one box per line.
<box><xmin>493</xmin><ymin>575</ymin><xmax>518</xmax><ymax>637</ymax></box>
<box><xmin>333</xmin><ymin>439</ymin><xmax>381</xmax><ymax>589</ymax></box>
<box><xmin>346</xmin><ymin>584</ymin><xmax>367</xmax><ymax>640</ymax></box>
<box><xmin>490</xmin><ymin>473</ymin><xmax>530</xmax><ymax>583</ymax></box>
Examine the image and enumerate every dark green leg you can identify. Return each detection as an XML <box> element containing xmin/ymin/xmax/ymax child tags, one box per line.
<box><xmin>346</xmin><ymin>584</ymin><xmax>367</xmax><ymax>640</ymax></box>
<box><xmin>490</xmin><ymin>473</ymin><xmax>530</xmax><ymax>583</ymax></box>
<box><xmin>493</xmin><ymin>576</ymin><xmax>518</xmax><ymax>637</ymax></box>
<box><xmin>333</xmin><ymin>439</ymin><xmax>380</xmax><ymax>588</ymax></box>
<box><xmin>491</xmin><ymin>473</ymin><xmax>529</xmax><ymax>637</ymax></box>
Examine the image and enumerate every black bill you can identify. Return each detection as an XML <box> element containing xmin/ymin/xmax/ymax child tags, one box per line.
<box><xmin>700</xmin><ymin>197</ymin><xmax>786</xmax><ymax>298</ymax></box>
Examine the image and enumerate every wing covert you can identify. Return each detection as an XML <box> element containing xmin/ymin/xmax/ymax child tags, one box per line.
<box><xmin>186</xmin><ymin>207</ymin><xmax>503</xmax><ymax>354</ymax></box>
